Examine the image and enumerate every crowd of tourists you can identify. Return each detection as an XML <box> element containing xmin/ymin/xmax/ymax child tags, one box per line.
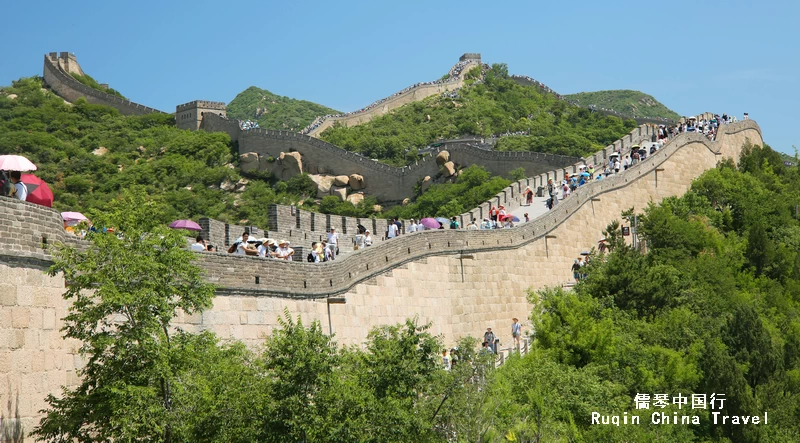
<box><xmin>239</xmin><ymin>120</ymin><xmax>259</xmax><ymax>130</ymax></box>
<box><xmin>300</xmin><ymin>61</ymin><xmax>479</xmax><ymax>135</ymax></box>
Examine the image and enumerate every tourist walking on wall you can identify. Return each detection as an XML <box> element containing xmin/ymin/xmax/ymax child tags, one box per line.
<box><xmin>364</xmin><ymin>230</ymin><xmax>373</xmax><ymax>246</ymax></box>
<box><xmin>353</xmin><ymin>230</ymin><xmax>365</xmax><ymax>250</ymax></box>
<box><xmin>484</xmin><ymin>328</ymin><xmax>497</xmax><ymax>354</ymax></box>
<box><xmin>442</xmin><ymin>349</ymin><xmax>451</xmax><ymax>371</ymax></box>
<box><xmin>327</xmin><ymin>227</ymin><xmax>339</xmax><ymax>257</ymax></box>
<box><xmin>572</xmin><ymin>259</ymin><xmax>581</xmax><ymax>283</ymax></box>
<box><xmin>8</xmin><ymin>171</ymin><xmax>28</xmax><ymax>201</ymax></box>
<box><xmin>387</xmin><ymin>220</ymin><xmax>398</xmax><ymax>239</ymax></box>
<box><xmin>511</xmin><ymin>318</ymin><xmax>522</xmax><ymax>351</ymax></box>
<box><xmin>524</xmin><ymin>186</ymin><xmax>533</xmax><ymax>205</ymax></box>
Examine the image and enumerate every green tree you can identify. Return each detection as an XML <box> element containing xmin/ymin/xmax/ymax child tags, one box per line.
<box><xmin>32</xmin><ymin>188</ymin><xmax>215</xmax><ymax>443</ymax></box>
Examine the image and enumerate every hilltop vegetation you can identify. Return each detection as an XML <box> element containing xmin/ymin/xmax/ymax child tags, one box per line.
<box><xmin>70</xmin><ymin>73</ymin><xmax>127</xmax><ymax>99</ymax></box>
<box><xmin>320</xmin><ymin>64</ymin><xmax>638</xmax><ymax>166</ymax></box>
<box><xmin>227</xmin><ymin>86</ymin><xmax>340</xmax><ymax>131</ymax></box>
<box><xmin>565</xmin><ymin>89</ymin><xmax>681</xmax><ymax>120</ymax></box>
<box><xmin>0</xmin><ymin>77</ymin><xmax>511</xmax><ymax>225</ymax></box>
<box><xmin>0</xmin><ymin>77</ymin><xmax>332</xmax><ymax>227</ymax></box>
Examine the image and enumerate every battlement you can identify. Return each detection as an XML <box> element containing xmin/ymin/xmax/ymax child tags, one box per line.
<box><xmin>176</xmin><ymin>100</ymin><xmax>227</xmax><ymax>112</ymax></box>
<box><xmin>42</xmin><ymin>52</ymin><xmax>165</xmax><ymax>115</ymax></box>
<box><xmin>460</xmin><ymin>53</ymin><xmax>482</xmax><ymax>62</ymax></box>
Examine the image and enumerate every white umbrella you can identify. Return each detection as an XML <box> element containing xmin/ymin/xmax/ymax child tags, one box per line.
<box><xmin>0</xmin><ymin>155</ymin><xmax>37</xmax><ymax>171</ymax></box>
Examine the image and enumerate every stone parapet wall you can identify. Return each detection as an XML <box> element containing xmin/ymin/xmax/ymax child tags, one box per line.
<box><xmin>201</xmin><ymin>112</ymin><xmax>578</xmax><ymax>202</ymax></box>
<box><xmin>0</xmin><ymin>120</ymin><xmax>762</xmax><ymax>433</ymax></box>
<box><xmin>42</xmin><ymin>53</ymin><xmax>166</xmax><ymax>116</ymax></box>
<box><xmin>306</xmin><ymin>59</ymin><xmax>483</xmax><ymax>137</ymax></box>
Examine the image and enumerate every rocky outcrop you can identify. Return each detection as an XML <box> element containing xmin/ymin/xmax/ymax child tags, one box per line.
<box><xmin>92</xmin><ymin>147</ymin><xmax>107</xmax><ymax>156</ymax></box>
<box><xmin>402</xmin><ymin>198</ymin><xmax>411</xmax><ymax>206</ymax></box>
<box><xmin>334</xmin><ymin>175</ymin><xmax>350</xmax><ymax>187</ymax></box>
<box><xmin>420</xmin><ymin>176</ymin><xmax>433</xmax><ymax>192</ymax></box>
<box><xmin>239</xmin><ymin>152</ymin><xmax>260</xmax><ymax>172</ymax></box>
<box><xmin>436</xmin><ymin>150</ymin><xmax>450</xmax><ymax>166</ymax></box>
<box><xmin>331</xmin><ymin>186</ymin><xmax>347</xmax><ymax>201</ymax></box>
<box><xmin>347</xmin><ymin>193</ymin><xmax>364</xmax><ymax>205</ymax></box>
<box><xmin>443</xmin><ymin>161</ymin><xmax>456</xmax><ymax>177</ymax></box>
<box><xmin>310</xmin><ymin>174</ymin><xmax>336</xmax><ymax>198</ymax></box>
<box><xmin>349</xmin><ymin>174</ymin><xmax>365</xmax><ymax>190</ymax></box>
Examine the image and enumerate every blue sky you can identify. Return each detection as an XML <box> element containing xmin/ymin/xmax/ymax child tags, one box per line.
<box><xmin>1</xmin><ymin>0</ymin><xmax>797</xmax><ymax>154</ymax></box>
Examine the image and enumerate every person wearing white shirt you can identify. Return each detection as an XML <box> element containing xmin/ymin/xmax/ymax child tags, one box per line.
<box><xmin>407</xmin><ymin>219</ymin><xmax>418</xmax><ymax>233</ymax></box>
<box><xmin>387</xmin><ymin>222</ymin><xmax>398</xmax><ymax>239</ymax></box>
<box><xmin>190</xmin><ymin>235</ymin><xmax>207</xmax><ymax>252</ymax></box>
<box><xmin>275</xmin><ymin>240</ymin><xmax>294</xmax><ymax>260</ymax></box>
<box><xmin>9</xmin><ymin>171</ymin><xmax>27</xmax><ymax>201</ymax></box>
<box><xmin>467</xmin><ymin>219</ymin><xmax>479</xmax><ymax>230</ymax></box>
<box><xmin>235</xmin><ymin>232</ymin><xmax>251</xmax><ymax>255</ymax></box>
<box><xmin>364</xmin><ymin>230</ymin><xmax>373</xmax><ymax>246</ymax></box>
<box><xmin>258</xmin><ymin>239</ymin><xmax>275</xmax><ymax>258</ymax></box>
<box><xmin>326</xmin><ymin>227</ymin><xmax>339</xmax><ymax>257</ymax></box>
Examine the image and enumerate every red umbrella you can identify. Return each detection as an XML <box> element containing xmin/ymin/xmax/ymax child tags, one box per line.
<box><xmin>21</xmin><ymin>174</ymin><xmax>54</xmax><ymax>208</ymax></box>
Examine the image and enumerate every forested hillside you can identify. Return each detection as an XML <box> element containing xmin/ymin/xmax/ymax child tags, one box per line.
<box><xmin>227</xmin><ymin>86</ymin><xmax>340</xmax><ymax>131</ymax></box>
<box><xmin>565</xmin><ymin>89</ymin><xmax>681</xmax><ymax>120</ymax></box>
<box><xmin>0</xmin><ymin>78</ymin><xmax>325</xmax><ymax>227</ymax></box>
<box><xmin>320</xmin><ymin>64</ymin><xmax>639</xmax><ymax>166</ymax></box>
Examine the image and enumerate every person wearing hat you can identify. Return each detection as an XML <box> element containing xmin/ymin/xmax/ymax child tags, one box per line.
<box><xmin>275</xmin><ymin>240</ymin><xmax>294</xmax><ymax>260</ymax></box>
<box><xmin>327</xmin><ymin>227</ymin><xmax>339</xmax><ymax>257</ymax></box>
<box><xmin>258</xmin><ymin>239</ymin><xmax>276</xmax><ymax>258</ymax></box>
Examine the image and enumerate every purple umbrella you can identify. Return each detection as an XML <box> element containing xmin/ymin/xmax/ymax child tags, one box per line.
<box><xmin>169</xmin><ymin>219</ymin><xmax>202</xmax><ymax>231</ymax></box>
<box><xmin>419</xmin><ymin>218</ymin><xmax>441</xmax><ymax>229</ymax></box>
<box><xmin>501</xmin><ymin>215</ymin><xmax>520</xmax><ymax>222</ymax></box>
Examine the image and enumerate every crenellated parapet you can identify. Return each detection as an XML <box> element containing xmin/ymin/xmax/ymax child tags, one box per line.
<box><xmin>42</xmin><ymin>53</ymin><xmax>166</xmax><ymax>116</ymax></box>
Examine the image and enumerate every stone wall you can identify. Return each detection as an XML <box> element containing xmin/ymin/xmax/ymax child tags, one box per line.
<box><xmin>42</xmin><ymin>53</ymin><xmax>166</xmax><ymax>116</ymax></box>
<box><xmin>201</xmin><ymin>113</ymin><xmax>579</xmax><ymax>202</ymax></box>
<box><xmin>305</xmin><ymin>59</ymin><xmax>483</xmax><ymax>136</ymax></box>
<box><xmin>0</xmin><ymin>120</ymin><xmax>762</xmax><ymax>436</ymax></box>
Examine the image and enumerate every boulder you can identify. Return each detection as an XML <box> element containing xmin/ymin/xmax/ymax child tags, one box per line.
<box><xmin>92</xmin><ymin>147</ymin><xmax>107</xmax><ymax>156</ymax></box>
<box><xmin>349</xmin><ymin>174</ymin><xmax>365</xmax><ymax>190</ymax></box>
<box><xmin>331</xmin><ymin>186</ymin><xmax>347</xmax><ymax>201</ymax></box>
<box><xmin>334</xmin><ymin>175</ymin><xmax>350</xmax><ymax>187</ymax></box>
<box><xmin>443</xmin><ymin>161</ymin><xmax>456</xmax><ymax>177</ymax></box>
<box><xmin>436</xmin><ymin>150</ymin><xmax>450</xmax><ymax>166</ymax></box>
<box><xmin>276</xmin><ymin>151</ymin><xmax>303</xmax><ymax>179</ymax></box>
<box><xmin>420</xmin><ymin>176</ymin><xmax>433</xmax><ymax>192</ymax></box>
<box><xmin>220</xmin><ymin>178</ymin><xmax>235</xmax><ymax>192</ymax></box>
<box><xmin>6</xmin><ymin>94</ymin><xmax>17</xmax><ymax>100</ymax></box>
<box><xmin>235</xmin><ymin>178</ymin><xmax>249</xmax><ymax>191</ymax></box>
<box><xmin>309</xmin><ymin>174</ymin><xmax>336</xmax><ymax>197</ymax></box>
<box><xmin>239</xmin><ymin>152</ymin><xmax>260</xmax><ymax>172</ymax></box>
<box><xmin>346</xmin><ymin>193</ymin><xmax>364</xmax><ymax>205</ymax></box>
<box><xmin>372</xmin><ymin>204</ymin><xmax>383</xmax><ymax>213</ymax></box>
<box><xmin>402</xmin><ymin>198</ymin><xmax>411</xmax><ymax>206</ymax></box>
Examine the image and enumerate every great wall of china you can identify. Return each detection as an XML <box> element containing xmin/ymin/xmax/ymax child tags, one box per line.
<box><xmin>0</xmin><ymin>118</ymin><xmax>763</xmax><ymax>434</ymax></box>
<box><xmin>0</xmin><ymin>52</ymin><xmax>762</xmax><ymax>435</ymax></box>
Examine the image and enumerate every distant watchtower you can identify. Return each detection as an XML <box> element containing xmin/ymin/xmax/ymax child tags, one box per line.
<box><xmin>176</xmin><ymin>100</ymin><xmax>227</xmax><ymax>131</ymax></box>
<box><xmin>459</xmin><ymin>53</ymin><xmax>482</xmax><ymax>62</ymax></box>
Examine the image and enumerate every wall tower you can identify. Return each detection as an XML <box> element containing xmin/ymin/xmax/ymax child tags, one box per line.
<box><xmin>176</xmin><ymin>100</ymin><xmax>227</xmax><ymax>131</ymax></box>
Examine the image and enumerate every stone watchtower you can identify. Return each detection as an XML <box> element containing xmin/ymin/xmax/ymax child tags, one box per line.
<box><xmin>459</xmin><ymin>53</ymin><xmax>482</xmax><ymax>62</ymax></box>
<box><xmin>176</xmin><ymin>100</ymin><xmax>227</xmax><ymax>131</ymax></box>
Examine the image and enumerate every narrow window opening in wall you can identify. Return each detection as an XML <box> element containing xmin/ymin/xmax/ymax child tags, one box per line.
<box><xmin>330</xmin><ymin>279</ymin><xmax>333</xmax><ymax>287</ymax></box>
<box><xmin>255</xmin><ymin>276</ymin><xmax>260</xmax><ymax>285</ymax></box>
<box><xmin>348</xmin><ymin>272</ymin><xmax>351</xmax><ymax>279</ymax></box>
<box><xmin>428</xmin><ymin>243</ymin><xmax>431</xmax><ymax>249</ymax></box>
<box><xmin>303</xmin><ymin>280</ymin><xmax>307</xmax><ymax>288</ymax></box>
<box><xmin>497</xmin><ymin>239</ymin><xmax>500</xmax><ymax>244</ymax></box>
<box><xmin>407</xmin><ymin>247</ymin><xmax>411</xmax><ymax>254</ymax></box>
<box><xmin>447</xmin><ymin>241</ymin><xmax>450</xmax><ymax>247</ymax></box>
<box><xmin>385</xmin><ymin>256</ymin><xmax>389</xmax><ymax>262</ymax></box>
<box><xmin>41</xmin><ymin>235</ymin><xmax>48</xmax><ymax>248</ymax></box>
<box><xmin>366</xmin><ymin>263</ymin><xmax>369</xmax><ymax>270</ymax></box>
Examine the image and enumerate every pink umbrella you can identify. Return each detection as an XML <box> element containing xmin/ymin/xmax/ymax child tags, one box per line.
<box><xmin>61</xmin><ymin>211</ymin><xmax>89</xmax><ymax>227</ymax></box>
<box><xmin>419</xmin><ymin>218</ymin><xmax>441</xmax><ymax>230</ymax></box>
<box><xmin>169</xmin><ymin>219</ymin><xmax>202</xmax><ymax>231</ymax></box>
<box><xmin>0</xmin><ymin>155</ymin><xmax>37</xmax><ymax>171</ymax></box>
